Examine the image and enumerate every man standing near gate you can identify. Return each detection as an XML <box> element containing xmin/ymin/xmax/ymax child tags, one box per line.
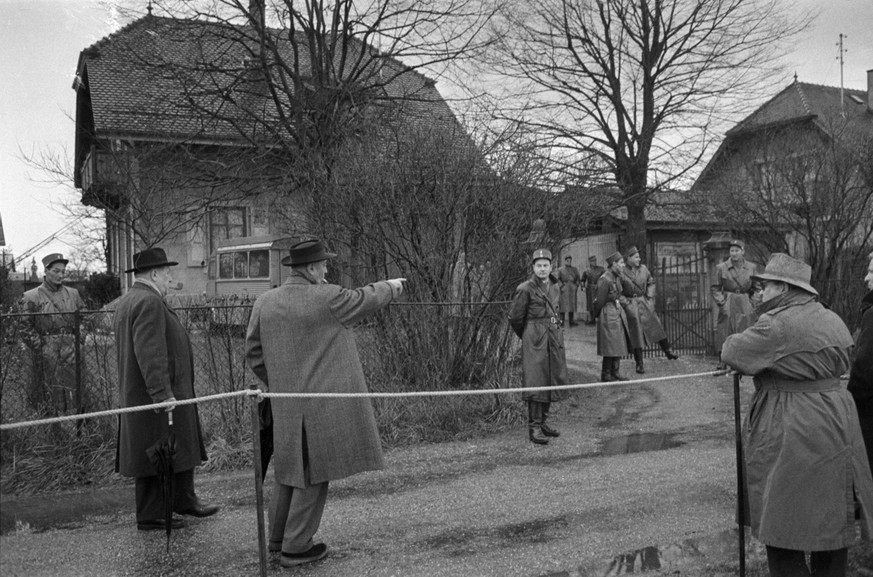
<box><xmin>246</xmin><ymin>239</ymin><xmax>405</xmax><ymax>567</ymax></box>
<box><xmin>556</xmin><ymin>255</ymin><xmax>581</xmax><ymax>327</ymax></box>
<box><xmin>618</xmin><ymin>246</ymin><xmax>678</xmax><ymax>374</ymax></box>
<box><xmin>711</xmin><ymin>239</ymin><xmax>759</xmax><ymax>369</ymax></box>
<box><xmin>20</xmin><ymin>253</ymin><xmax>86</xmax><ymax>415</ymax></box>
<box><xmin>593</xmin><ymin>251</ymin><xmax>631</xmax><ymax>382</ymax></box>
<box><xmin>580</xmin><ymin>256</ymin><xmax>605</xmax><ymax>324</ymax></box>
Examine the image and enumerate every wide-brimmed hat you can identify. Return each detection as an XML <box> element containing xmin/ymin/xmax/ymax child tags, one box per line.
<box><xmin>42</xmin><ymin>253</ymin><xmax>69</xmax><ymax>268</ymax></box>
<box><xmin>625</xmin><ymin>246</ymin><xmax>639</xmax><ymax>258</ymax></box>
<box><xmin>281</xmin><ymin>239</ymin><xmax>337</xmax><ymax>266</ymax></box>
<box><xmin>606</xmin><ymin>251</ymin><xmax>623</xmax><ymax>267</ymax></box>
<box><xmin>125</xmin><ymin>248</ymin><xmax>178</xmax><ymax>274</ymax></box>
<box><xmin>752</xmin><ymin>253</ymin><xmax>818</xmax><ymax>296</ymax></box>
<box><xmin>531</xmin><ymin>248</ymin><xmax>552</xmax><ymax>263</ymax></box>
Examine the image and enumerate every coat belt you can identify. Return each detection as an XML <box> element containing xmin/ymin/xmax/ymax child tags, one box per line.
<box><xmin>755</xmin><ymin>374</ymin><xmax>841</xmax><ymax>393</ymax></box>
<box><xmin>528</xmin><ymin>317</ymin><xmax>559</xmax><ymax>325</ymax></box>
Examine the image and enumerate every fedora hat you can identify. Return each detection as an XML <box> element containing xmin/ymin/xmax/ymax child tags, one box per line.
<box><xmin>281</xmin><ymin>239</ymin><xmax>337</xmax><ymax>266</ymax></box>
<box><xmin>42</xmin><ymin>253</ymin><xmax>69</xmax><ymax>268</ymax></box>
<box><xmin>125</xmin><ymin>247</ymin><xmax>178</xmax><ymax>274</ymax></box>
<box><xmin>752</xmin><ymin>253</ymin><xmax>818</xmax><ymax>296</ymax></box>
<box><xmin>531</xmin><ymin>248</ymin><xmax>552</xmax><ymax>263</ymax></box>
<box><xmin>606</xmin><ymin>251</ymin><xmax>623</xmax><ymax>267</ymax></box>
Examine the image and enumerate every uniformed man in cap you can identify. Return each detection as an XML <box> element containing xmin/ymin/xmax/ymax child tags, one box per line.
<box><xmin>246</xmin><ymin>239</ymin><xmax>405</xmax><ymax>566</ymax></box>
<box><xmin>618</xmin><ymin>246</ymin><xmax>678</xmax><ymax>374</ymax></box>
<box><xmin>580</xmin><ymin>255</ymin><xmax>605</xmax><ymax>324</ymax></box>
<box><xmin>593</xmin><ymin>251</ymin><xmax>631</xmax><ymax>382</ymax></box>
<box><xmin>20</xmin><ymin>253</ymin><xmax>86</xmax><ymax>414</ymax></box>
<box><xmin>722</xmin><ymin>253</ymin><xmax>873</xmax><ymax>577</ymax></box>
<box><xmin>509</xmin><ymin>248</ymin><xmax>569</xmax><ymax>445</ymax></box>
<box><xmin>556</xmin><ymin>255</ymin><xmax>582</xmax><ymax>326</ymax></box>
<box><xmin>711</xmin><ymin>239</ymin><xmax>759</xmax><ymax>369</ymax></box>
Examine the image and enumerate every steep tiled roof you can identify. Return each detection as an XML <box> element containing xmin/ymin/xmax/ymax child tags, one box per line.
<box><xmin>727</xmin><ymin>80</ymin><xmax>873</xmax><ymax>139</ymax></box>
<box><xmin>607</xmin><ymin>190</ymin><xmax>719</xmax><ymax>228</ymax></box>
<box><xmin>75</xmin><ymin>15</ymin><xmax>460</xmax><ymax>143</ymax></box>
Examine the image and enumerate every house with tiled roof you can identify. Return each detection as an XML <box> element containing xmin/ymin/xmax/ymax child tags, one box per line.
<box><xmin>73</xmin><ymin>9</ymin><xmax>476</xmax><ymax>295</ymax></box>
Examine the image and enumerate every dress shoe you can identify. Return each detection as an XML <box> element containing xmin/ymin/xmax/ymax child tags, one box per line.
<box><xmin>280</xmin><ymin>543</ymin><xmax>329</xmax><ymax>567</ymax></box>
<box><xmin>665</xmin><ymin>350</ymin><xmax>679</xmax><ymax>360</ymax></box>
<box><xmin>137</xmin><ymin>517</ymin><xmax>185</xmax><ymax>531</ymax></box>
<box><xmin>177</xmin><ymin>500</ymin><xmax>220</xmax><ymax>518</ymax></box>
<box><xmin>611</xmin><ymin>373</ymin><xmax>629</xmax><ymax>381</ymax></box>
<box><xmin>635</xmin><ymin>364</ymin><xmax>645</xmax><ymax>374</ymax></box>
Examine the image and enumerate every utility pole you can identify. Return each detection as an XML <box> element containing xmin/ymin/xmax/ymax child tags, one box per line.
<box><xmin>837</xmin><ymin>33</ymin><xmax>847</xmax><ymax>117</ymax></box>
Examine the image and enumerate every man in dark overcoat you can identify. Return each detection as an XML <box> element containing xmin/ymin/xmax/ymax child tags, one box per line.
<box><xmin>113</xmin><ymin>247</ymin><xmax>217</xmax><ymax>531</ymax></box>
<box><xmin>722</xmin><ymin>253</ymin><xmax>873</xmax><ymax>577</ymax></box>
<box><xmin>849</xmin><ymin>252</ymin><xmax>873</xmax><ymax>480</ymax></box>
<box><xmin>580</xmin><ymin>255</ymin><xmax>605</xmax><ymax>324</ymax></box>
<box><xmin>556</xmin><ymin>255</ymin><xmax>581</xmax><ymax>326</ymax></box>
<box><xmin>711</xmin><ymin>238</ymin><xmax>759</xmax><ymax>369</ymax></box>
<box><xmin>618</xmin><ymin>246</ymin><xmax>678</xmax><ymax>374</ymax></box>
<box><xmin>245</xmin><ymin>239</ymin><xmax>405</xmax><ymax>568</ymax></box>
<box><xmin>593</xmin><ymin>251</ymin><xmax>631</xmax><ymax>382</ymax></box>
<box><xmin>508</xmin><ymin>248</ymin><xmax>569</xmax><ymax>445</ymax></box>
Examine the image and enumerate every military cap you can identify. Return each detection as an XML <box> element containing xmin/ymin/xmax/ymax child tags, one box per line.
<box><xmin>531</xmin><ymin>248</ymin><xmax>552</xmax><ymax>263</ymax></box>
<box><xmin>42</xmin><ymin>253</ymin><xmax>69</xmax><ymax>268</ymax></box>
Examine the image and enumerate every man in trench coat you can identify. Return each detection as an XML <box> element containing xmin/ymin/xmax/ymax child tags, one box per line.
<box><xmin>245</xmin><ymin>239</ymin><xmax>405</xmax><ymax>568</ymax></box>
<box><xmin>722</xmin><ymin>253</ymin><xmax>873</xmax><ymax>577</ymax></box>
<box><xmin>113</xmin><ymin>248</ymin><xmax>217</xmax><ymax>531</ymax></box>
<box><xmin>580</xmin><ymin>256</ymin><xmax>605</xmax><ymax>324</ymax></box>
<box><xmin>618</xmin><ymin>246</ymin><xmax>678</xmax><ymax>374</ymax></box>
<box><xmin>848</xmin><ymin>252</ymin><xmax>873</xmax><ymax>481</ymax></box>
<box><xmin>508</xmin><ymin>248</ymin><xmax>569</xmax><ymax>445</ymax></box>
<box><xmin>593</xmin><ymin>251</ymin><xmax>631</xmax><ymax>382</ymax></box>
<box><xmin>711</xmin><ymin>239</ymin><xmax>759</xmax><ymax>369</ymax></box>
<box><xmin>556</xmin><ymin>255</ymin><xmax>581</xmax><ymax>327</ymax></box>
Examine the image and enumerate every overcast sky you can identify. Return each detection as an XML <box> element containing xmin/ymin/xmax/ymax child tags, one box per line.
<box><xmin>1</xmin><ymin>0</ymin><xmax>872</xmax><ymax>272</ymax></box>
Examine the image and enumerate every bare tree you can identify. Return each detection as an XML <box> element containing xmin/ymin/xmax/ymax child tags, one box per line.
<box><xmin>477</xmin><ymin>0</ymin><xmax>809</xmax><ymax>257</ymax></box>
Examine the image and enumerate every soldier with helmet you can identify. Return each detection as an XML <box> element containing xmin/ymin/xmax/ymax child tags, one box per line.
<box><xmin>508</xmin><ymin>248</ymin><xmax>569</xmax><ymax>445</ymax></box>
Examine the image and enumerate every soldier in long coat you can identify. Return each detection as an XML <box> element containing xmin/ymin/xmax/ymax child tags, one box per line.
<box><xmin>20</xmin><ymin>253</ymin><xmax>86</xmax><ymax>414</ymax></box>
<box><xmin>593</xmin><ymin>251</ymin><xmax>631</xmax><ymax>382</ymax></box>
<box><xmin>246</xmin><ymin>239</ymin><xmax>405</xmax><ymax>567</ymax></box>
<box><xmin>722</xmin><ymin>253</ymin><xmax>873</xmax><ymax>577</ymax></box>
<box><xmin>508</xmin><ymin>248</ymin><xmax>569</xmax><ymax>445</ymax></box>
<box><xmin>556</xmin><ymin>255</ymin><xmax>581</xmax><ymax>326</ymax></box>
<box><xmin>711</xmin><ymin>239</ymin><xmax>759</xmax><ymax>369</ymax></box>
<box><xmin>848</xmin><ymin>252</ymin><xmax>873</xmax><ymax>481</ymax></box>
<box><xmin>580</xmin><ymin>256</ymin><xmax>605</xmax><ymax>324</ymax></box>
<box><xmin>113</xmin><ymin>248</ymin><xmax>216</xmax><ymax>531</ymax></box>
<box><xmin>618</xmin><ymin>246</ymin><xmax>678</xmax><ymax>374</ymax></box>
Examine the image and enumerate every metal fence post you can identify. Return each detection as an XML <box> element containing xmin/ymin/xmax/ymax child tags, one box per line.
<box><xmin>74</xmin><ymin>309</ymin><xmax>83</xmax><ymax>430</ymax></box>
<box><xmin>249</xmin><ymin>385</ymin><xmax>268</xmax><ymax>577</ymax></box>
<box><xmin>733</xmin><ymin>372</ymin><xmax>746</xmax><ymax>577</ymax></box>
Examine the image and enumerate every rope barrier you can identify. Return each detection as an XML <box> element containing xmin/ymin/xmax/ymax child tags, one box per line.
<box><xmin>0</xmin><ymin>370</ymin><xmax>729</xmax><ymax>430</ymax></box>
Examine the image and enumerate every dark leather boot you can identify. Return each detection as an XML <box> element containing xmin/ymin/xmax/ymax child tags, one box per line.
<box><xmin>611</xmin><ymin>357</ymin><xmax>629</xmax><ymax>381</ymax></box>
<box><xmin>633</xmin><ymin>348</ymin><xmax>645</xmax><ymax>374</ymax></box>
<box><xmin>601</xmin><ymin>357</ymin><xmax>615</xmax><ymax>382</ymax></box>
<box><xmin>528</xmin><ymin>402</ymin><xmax>549</xmax><ymax>445</ymax></box>
<box><xmin>540</xmin><ymin>402</ymin><xmax>560</xmax><ymax>437</ymax></box>
<box><xmin>659</xmin><ymin>339</ymin><xmax>679</xmax><ymax>360</ymax></box>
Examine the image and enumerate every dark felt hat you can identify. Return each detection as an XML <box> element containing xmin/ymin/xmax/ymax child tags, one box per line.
<box><xmin>42</xmin><ymin>253</ymin><xmax>69</xmax><ymax>268</ymax></box>
<box><xmin>606</xmin><ymin>251</ymin><xmax>624</xmax><ymax>266</ymax></box>
<box><xmin>751</xmin><ymin>252</ymin><xmax>818</xmax><ymax>296</ymax></box>
<box><xmin>281</xmin><ymin>239</ymin><xmax>337</xmax><ymax>266</ymax></box>
<box><xmin>125</xmin><ymin>247</ymin><xmax>178</xmax><ymax>274</ymax></box>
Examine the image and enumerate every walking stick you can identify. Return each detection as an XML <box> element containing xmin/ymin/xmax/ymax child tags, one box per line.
<box><xmin>733</xmin><ymin>372</ymin><xmax>746</xmax><ymax>577</ymax></box>
<box><xmin>249</xmin><ymin>385</ymin><xmax>267</xmax><ymax>577</ymax></box>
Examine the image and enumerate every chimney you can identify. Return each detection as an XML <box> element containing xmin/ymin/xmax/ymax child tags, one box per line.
<box><xmin>868</xmin><ymin>68</ymin><xmax>873</xmax><ymax>113</ymax></box>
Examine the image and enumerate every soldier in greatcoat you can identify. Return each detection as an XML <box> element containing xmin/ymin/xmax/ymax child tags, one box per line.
<box><xmin>556</xmin><ymin>255</ymin><xmax>581</xmax><ymax>326</ymax></box>
<box><xmin>722</xmin><ymin>253</ymin><xmax>873</xmax><ymax>577</ymax></box>
<box><xmin>849</xmin><ymin>252</ymin><xmax>873</xmax><ymax>481</ymax></box>
<box><xmin>246</xmin><ymin>239</ymin><xmax>405</xmax><ymax>567</ymax></box>
<box><xmin>508</xmin><ymin>249</ymin><xmax>569</xmax><ymax>445</ymax></box>
<box><xmin>711</xmin><ymin>239</ymin><xmax>759</xmax><ymax>369</ymax></box>
<box><xmin>113</xmin><ymin>248</ymin><xmax>218</xmax><ymax>532</ymax></box>
<box><xmin>593</xmin><ymin>251</ymin><xmax>631</xmax><ymax>382</ymax></box>
<box><xmin>580</xmin><ymin>256</ymin><xmax>605</xmax><ymax>324</ymax></box>
<box><xmin>618</xmin><ymin>246</ymin><xmax>678</xmax><ymax>374</ymax></box>
<box><xmin>20</xmin><ymin>253</ymin><xmax>86</xmax><ymax>414</ymax></box>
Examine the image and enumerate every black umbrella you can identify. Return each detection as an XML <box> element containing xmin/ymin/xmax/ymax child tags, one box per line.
<box><xmin>258</xmin><ymin>399</ymin><xmax>273</xmax><ymax>482</ymax></box>
<box><xmin>146</xmin><ymin>410</ymin><xmax>176</xmax><ymax>552</ymax></box>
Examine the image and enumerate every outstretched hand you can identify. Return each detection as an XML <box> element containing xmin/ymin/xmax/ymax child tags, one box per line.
<box><xmin>387</xmin><ymin>278</ymin><xmax>406</xmax><ymax>294</ymax></box>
